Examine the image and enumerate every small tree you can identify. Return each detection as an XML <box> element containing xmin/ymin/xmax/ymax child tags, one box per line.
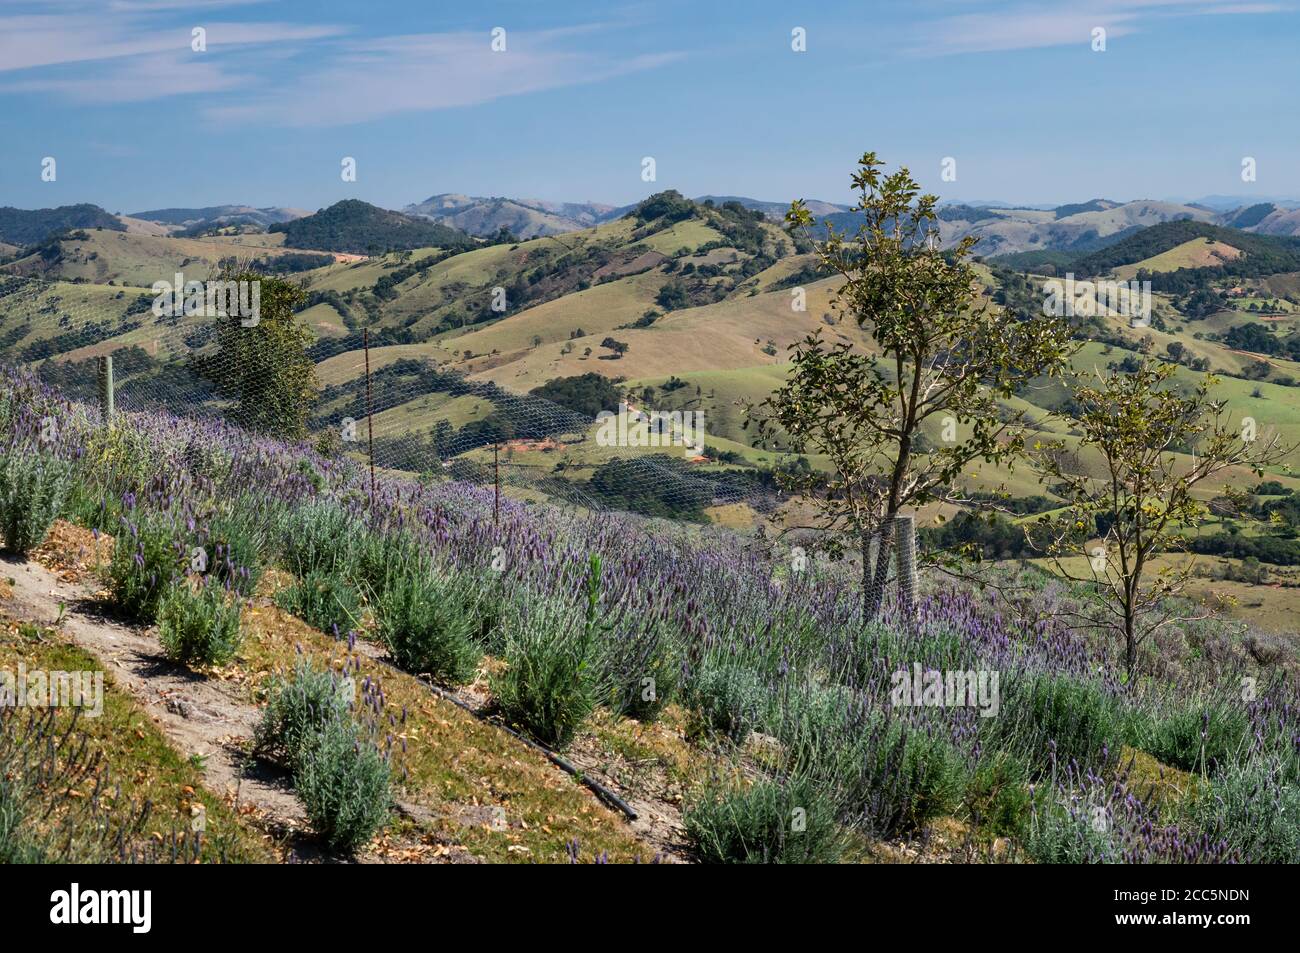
<box><xmin>750</xmin><ymin>152</ymin><xmax>1073</xmax><ymax>619</ymax></box>
<box><xmin>1028</xmin><ymin>358</ymin><xmax>1292</xmax><ymax>679</ymax></box>
<box><xmin>194</xmin><ymin>271</ymin><xmax>318</xmax><ymax>439</ymax></box>
<box><xmin>600</xmin><ymin>337</ymin><xmax>629</xmax><ymax>359</ymax></box>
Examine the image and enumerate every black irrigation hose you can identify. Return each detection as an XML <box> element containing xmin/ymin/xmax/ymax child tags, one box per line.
<box><xmin>424</xmin><ymin>682</ymin><xmax>639</xmax><ymax>822</ymax></box>
<box><xmin>367</xmin><ymin>654</ymin><xmax>639</xmax><ymax>821</ymax></box>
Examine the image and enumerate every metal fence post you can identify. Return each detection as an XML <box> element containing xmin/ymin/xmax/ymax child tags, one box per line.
<box><xmin>97</xmin><ymin>354</ymin><xmax>114</xmax><ymax>422</ymax></box>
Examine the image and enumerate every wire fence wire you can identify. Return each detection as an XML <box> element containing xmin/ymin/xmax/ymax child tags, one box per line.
<box><xmin>0</xmin><ymin>271</ymin><xmax>919</xmax><ymax>598</ymax></box>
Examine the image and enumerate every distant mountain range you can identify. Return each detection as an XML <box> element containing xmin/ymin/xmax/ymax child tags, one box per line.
<box><xmin>9</xmin><ymin>191</ymin><xmax>1300</xmax><ymax>260</ymax></box>
<box><xmin>128</xmin><ymin>205</ymin><xmax>309</xmax><ymax>232</ymax></box>
<box><xmin>402</xmin><ymin>194</ymin><xmax>622</xmax><ymax>239</ymax></box>
<box><xmin>1170</xmin><ymin>194</ymin><xmax>1300</xmax><ymax>212</ymax></box>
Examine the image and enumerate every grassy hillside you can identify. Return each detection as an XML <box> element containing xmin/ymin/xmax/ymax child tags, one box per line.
<box><xmin>2</xmin><ymin>229</ymin><xmax>334</xmax><ymax>286</ymax></box>
<box><xmin>1113</xmin><ymin>237</ymin><xmax>1243</xmax><ymax>279</ymax></box>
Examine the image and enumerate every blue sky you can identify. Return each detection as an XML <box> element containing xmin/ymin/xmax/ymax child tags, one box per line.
<box><xmin>2</xmin><ymin>0</ymin><xmax>1298</xmax><ymax>213</ymax></box>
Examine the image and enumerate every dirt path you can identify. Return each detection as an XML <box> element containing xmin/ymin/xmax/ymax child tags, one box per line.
<box><xmin>0</xmin><ymin>553</ymin><xmax>484</xmax><ymax>862</ymax></box>
<box><xmin>1</xmin><ymin>553</ymin><xmax>321</xmax><ymax>846</ymax></box>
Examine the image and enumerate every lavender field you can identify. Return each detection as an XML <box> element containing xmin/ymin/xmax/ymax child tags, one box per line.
<box><xmin>3</xmin><ymin>363</ymin><xmax>1297</xmax><ymax>864</ymax></box>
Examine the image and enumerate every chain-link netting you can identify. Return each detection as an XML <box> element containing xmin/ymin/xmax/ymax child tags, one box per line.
<box><xmin>0</xmin><ymin>271</ymin><xmax>921</xmax><ymax>602</ymax></box>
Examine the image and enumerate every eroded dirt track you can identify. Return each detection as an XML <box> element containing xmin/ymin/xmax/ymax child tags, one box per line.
<box><xmin>2</xmin><ymin>554</ymin><xmax>316</xmax><ymax>845</ymax></box>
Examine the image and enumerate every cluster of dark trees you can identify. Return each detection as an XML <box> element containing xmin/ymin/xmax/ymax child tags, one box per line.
<box><xmin>0</xmin><ymin>205</ymin><xmax>123</xmax><ymax>247</ymax></box>
<box><xmin>1222</xmin><ymin>321</ymin><xmax>1300</xmax><ymax>361</ymax></box>
<box><xmin>320</xmin><ymin>358</ymin><xmax>590</xmax><ymax>461</ymax></box>
<box><xmin>217</xmin><ymin>252</ymin><xmax>334</xmax><ymax>275</ymax></box>
<box><xmin>372</xmin><ymin>251</ymin><xmax>456</xmax><ymax>300</ymax></box>
<box><xmin>528</xmin><ymin>373</ymin><xmax>622</xmax><ymax>418</ymax></box>
<box><xmin>633</xmin><ymin>191</ymin><xmax>696</xmax><ymax>226</ymax></box>
<box><xmin>20</xmin><ymin>318</ymin><xmax>141</xmax><ymax>362</ymax></box>
<box><xmin>920</xmin><ymin>512</ymin><xmax>1038</xmax><ymax>561</ymax></box>
<box><xmin>1186</xmin><ymin>532</ymin><xmax>1300</xmax><ymax>566</ymax></box>
<box><xmin>586</xmin><ymin>455</ymin><xmax>713</xmax><ymax>522</ymax></box>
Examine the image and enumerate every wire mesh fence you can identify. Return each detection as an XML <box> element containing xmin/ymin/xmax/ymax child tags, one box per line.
<box><xmin>0</xmin><ymin>270</ymin><xmax>922</xmax><ymax>607</ymax></box>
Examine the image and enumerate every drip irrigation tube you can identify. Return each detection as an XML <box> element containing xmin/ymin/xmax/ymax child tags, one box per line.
<box><xmin>367</xmin><ymin>653</ymin><xmax>638</xmax><ymax>821</ymax></box>
<box><xmin>422</xmin><ymin>681</ymin><xmax>639</xmax><ymax>822</ymax></box>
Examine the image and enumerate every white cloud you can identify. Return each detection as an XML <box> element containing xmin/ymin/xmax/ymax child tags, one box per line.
<box><xmin>0</xmin><ymin>14</ymin><xmax>342</xmax><ymax>73</ymax></box>
<box><xmin>7</xmin><ymin>51</ymin><xmax>244</xmax><ymax>101</ymax></box>
<box><xmin>0</xmin><ymin>9</ymin><xmax>676</xmax><ymax>122</ymax></box>
<box><xmin>204</xmin><ymin>30</ymin><xmax>683</xmax><ymax>127</ymax></box>
<box><xmin>911</xmin><ymin>0</ymin><xmax>1285</xmax><ymax>56</ymax></box>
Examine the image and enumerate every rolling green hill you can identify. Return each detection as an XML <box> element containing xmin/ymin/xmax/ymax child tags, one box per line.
<box><xmin>2</xmin><ymin>229</ymin><xmax>334</xmax><ymax>286</ymax></box>
<box><xmin>269</xmin><ymin>200</ymin><xmax>474</xmax><ymax>254</ymax></box>
<box><xmin>0</xmin><ymin>203</ymin><xmax>124</xmax><ymax>247</ymax></box>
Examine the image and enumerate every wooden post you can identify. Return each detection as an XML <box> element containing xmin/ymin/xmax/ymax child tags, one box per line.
<box><xmin>363</xmin><ymin>327</ymin><xmax>375</xmax><ymax>501</ymax></box>
<box><xmin>894</xmin><ymin>513</ymin><xmax>918</xmax><ymax>613</ymax></box>
<box><xmin>493</xmin><ymin>442</ymin><xmax>500</xmax><ymax>526</ymax></box>
<box><xmin>97</xmin><ymin>354</ymin><xmax>114</xmax><ymax>422</ymax></box>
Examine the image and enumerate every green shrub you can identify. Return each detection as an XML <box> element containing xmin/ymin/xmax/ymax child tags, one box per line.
<box><xmin>373</xmin><ymin>564</ymin><xmax>481</xmax><ymax>684</ymax></box>
<box><xmin>855</xmin><ymin>621</ymin><xmax>972</xmax><ymax>684</ymax></box>
<box><xmin>583</xmin><ymin>553</ymin><xmax>677</xmax><ymax>722</ymax></box>
<box><xmin>1187</xmin><ymin>757</ymin><xmax>1300</xmax><ymax>862</ymax></box>
<box><xmin>861</xmin><ymin>720</ymin><xmax>965</xmax><ymax>836</ymax></box>
<box><xmin>157</xmin><ymin>580</ymin><xmax>243</xmax><ymax>666</ymax></box>
<box><xmin>62</xmin><ymin>480</ymin><xmax>122</xmax><ymax>534</ymax></box>
<box><xmin>1139</xmin><ymin>701</ymin><xmax>1249</xmax><ymax>776</ymax></box>
<box><xmin>684</xmin><ymin>774</ymin><xmax>846</xmax><ymax>864</ymax></box>
<box><xmin>294</xmin><ymin>716</ymin><xmax>391</xmax><ymax>853</ymax></box>
<box><xmin>347</xmin><ymin>527</ymin><xmax>423</xmax><ymax>596</ymax></box>
<box><xmin>0</xmin><ymin>452</ymin><xmax>72</xmax><ymax>555</ymax></box>
<box><xmin>255</xmin><ymin>658</ymin><xmax>352</xmax><ymax>769</ymax></box>
<box><xmin>965</xmin><ymin>750</ymin><xmax>1032</xmax><ymax>839</ymax></box>
<box><xmin>596</xmin><ymin>620</ymin><xmax>679</xmax><ymax>722</ymax></box>
<box><xmin>491</xmin><ymin>597</ymin><xmax>596</xmax><ymax>748</ymax></box>
<box><xmin>1024</xmin><ymin>789</ymin><xmax>1117</xmax><ymax>863</ymax></box>
<box><xmin>105</xmin><ymin>513</ymin><xmax>185</xmax><ymax>621</ymax></box>
<box><xmin>274</xmin><ymin>569</ymin><xmax>362</xmax><ymax>636</ymax></box>
<box><xmin>780</xmin><ymin>688</ymin><xmax>964</xmax><ymax>838</ymax></box>
<box><xmin>203</xmin><ymin>506</ymin><xmax>268</xmax><ymax>596</ymax></box>
<box><xmin>684</xmin><ymin>662</ymin><xmax>766</xmax><ymax>743</ymax></box>
<box><xmin>457</xmin><ymin>571</ymin><xmax>505</xmax><ymax>649</ymax></box>
<box><xmin>988</xmin><ymin>671</ymin><xmax>1119</xmax><ymax>775</ymax></box>
<box><xmin>280</xmin><ymin>502</ymin><xmax>357</xmax><ymax>576</ymax></box>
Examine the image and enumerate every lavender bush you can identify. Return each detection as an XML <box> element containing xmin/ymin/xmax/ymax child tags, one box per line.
<box><xmin>0</xmin><ymin>450</ymin><xmax>73</xmax><ymax>555</ymax></box>
<box><xmin>157</xmin><ymin>578</ymin><xmax>243</xmax><ymax>666</ymax></box>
